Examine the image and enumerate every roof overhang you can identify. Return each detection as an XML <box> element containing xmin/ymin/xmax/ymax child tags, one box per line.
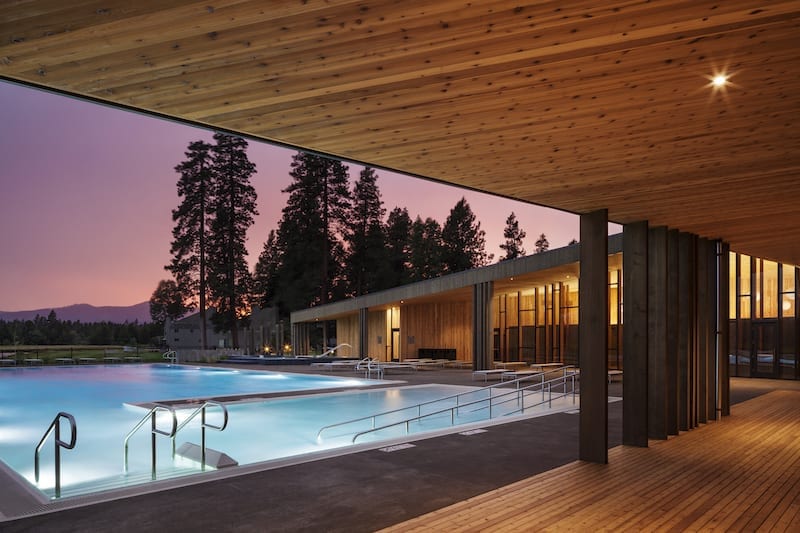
<box><xmin>292</xmin><ymin>235</ymin><xmax>623</xmax><ymax>323</ymax></box>
<box><xmin>2</xmin><ymin>1</ymin><xmax>798</xmax><ymax>265</ymax></box>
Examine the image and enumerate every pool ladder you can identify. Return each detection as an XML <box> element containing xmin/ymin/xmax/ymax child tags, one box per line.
<box><xmin>123</xmin><ymin>401</ymin><xmax>229</xmax><ymax>478</ymax></box>
<box><xmin>34</xmin><ymin>411</ymin><xmax>77</xmax><ymax>498</ymax></box>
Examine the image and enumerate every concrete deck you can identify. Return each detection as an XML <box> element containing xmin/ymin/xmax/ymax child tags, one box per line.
<box><xmin>1</xmin><ymin>366</ymin><xmax>798</xmax><ymax>532</ymax></box>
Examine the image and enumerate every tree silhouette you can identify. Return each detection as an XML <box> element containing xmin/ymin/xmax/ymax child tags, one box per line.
<box><xmin>385</xmin><ymin>207</ymin><xmax>412</xmax><ymax>287</ymax></box>
<box><xmin>500</xmin><ymin>212</ymin><xmax>527</xmax><ymax>260</ymax></box>
<box><xmin>408</xmin><ymin>216</ymin><xmax>445</xmax><ymax>281</ymax></box>
<box><xmin>207</xmin><ymin>133</ymin><xmax>258</xmax><ymax>348</ymax></box>
<box><xmin>344</xmin><ymin>167</ymin><xmax>390</xmax><ymax>296</ymax></box>
<box><xmin>535</xmin><ymin>233</ymin><xmax>550</xmax><ymax>253</ymax></box>
<box><xmin>272</xmin><ymin>152</ymin><xmax>350</xmax><ymax>314</ymax></box>
<box><xmin>166</xmin><ymin>140</ymin><xmax>213</xmax><ymax>349</ymax></box>
<box><xmin>149</xmin><ymin>279</ymin><xmax>188</xmax><ymax>326</ymax></box>
<box><xmin>252</xmin><ymin>230</ymin><xmax>280</xmax><ymax>310</ymax></box>
<box><xmin>441</xmin><ymin>197</ymin><xmax>492</xmax><ymax>272</ymax></box>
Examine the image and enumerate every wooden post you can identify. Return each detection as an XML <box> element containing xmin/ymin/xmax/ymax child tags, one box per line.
<box><xmin>472</xmin><ymin>281</ymin><xmax>493</xmax><ymax>370</ymax></box>
<box><xmin>648</xmin><ymin>226</ymin><xmax>668</xmax><ymax>440</ymax></box>
<box><xmin>579</xmin><ymin>209</ymin><xmax>608</xmax><ymax>464</ymax></box>
<box><xmin>718</xmin><ymin>241</ymin><xmax>731</xmax><ymax>416</ymax></box>
<box><xmin>358</xmin><ymin>308</ymin><xmax>369</xmax><ymax>358</ymax></box>
<box><xmin>623</xmin><ymin>221</ymin><xmax>648</xmax><ymax>447</ymax></box>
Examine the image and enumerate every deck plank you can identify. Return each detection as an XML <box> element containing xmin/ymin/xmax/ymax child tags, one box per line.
<box><xmin>380</xmin><ymin>390</ymin><xmax>800</xmax><ymax>532</ymax></box>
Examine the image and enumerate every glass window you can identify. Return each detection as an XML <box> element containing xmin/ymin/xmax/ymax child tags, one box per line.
<box><xmin>739</xmin><ymin>254</ymin><xmax>751</xmax><ymax>295</ymax></box>
<box><xmin>609</xmin><ymin>286</ymin><xmax>619</xmax><ymax>325</ymax></box>
<box><xmin>782</xmin><ymin>294</ymin><xmax>795</xmax><ymax>318</ymax></box>
<box><xmin>762</xmin><ymin>260</ymin><xmax>778</xmax><ymax>319</ymax></box>
<box><xmin>783</xmin><ymin>264</ymin><xmax>796</xmax><ymax>292</ymax></box>
<box><xmin>535</xmin><ymin>287</ymin><xmax>544</xmax><ymax>324</ymax></box>
<box><xmin>739</xmin><ymin>295</ymin><xmax>751</xmax><ymax>319</ymax></box>
<box><xmin>729</xmin><ymin>253</ymin><xmax>738</xmax><ymax>319</ymax></box>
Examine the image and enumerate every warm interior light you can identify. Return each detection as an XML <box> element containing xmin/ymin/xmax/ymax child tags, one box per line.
<box><xmin>712</xmin><ymin>74</ymin><xmax>728</xmax><ymax>88</ymax></box>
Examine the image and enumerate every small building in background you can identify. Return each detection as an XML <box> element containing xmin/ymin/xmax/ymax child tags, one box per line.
<box><xmin>165</xmin><ymin>306</ymin><xmax>280</xmax><ymax>355</ymax></box>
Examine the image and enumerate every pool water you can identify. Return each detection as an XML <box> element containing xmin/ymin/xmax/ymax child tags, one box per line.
<box><xmin>0</xmin><ymin>364</ymin><xmax>571</xmax><ymax>500</ymax></box>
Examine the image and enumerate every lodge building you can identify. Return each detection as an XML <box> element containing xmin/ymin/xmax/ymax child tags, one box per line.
<box><xmin>292</xmin><ymin>234</ymin><xmax>798</xmax><ymax>381</ymax></box>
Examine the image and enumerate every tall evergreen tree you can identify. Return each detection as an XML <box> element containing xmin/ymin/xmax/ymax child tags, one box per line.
<box><xmin>166</xmin><ymin>140</ymin><xmax>213</xmax><ymax>349</ymax></box>
<box><xmin>344</xmin><ymin>167</ymin><xmax>390</xmax><ymax>296</ymax></box>
<box><xmin>385</xmin><ymin>207</ymin><xmax>412</xmax><ymax>287</ymax></box>
<box><xmin>499</xmin><ymin>211</ymin><xmax>527</xmax><ymax>260</ymax></box>
<box><xmin>408</xmin><ymin>216</ymin><xmax>445</xmax><ymax>281</ymax></box>
<box><xmin>149</xmin><ymin>279</ymin><xmax>189</xmax><ymax>326</ymax></box>
<box><xmin>441</xmin><ymin>197</ymin><xmax>492</xmax><ymax>272</ymax></box>
<box><xmin>252</xmin><ymin>230</ymin><xmax>280</xmax><ymax>310</ymax></box>
<box><xmin>207</xmin><ymin>133</ymin><xmax>258</xmax><ymax>348</ymax></box>
<box><xmin>534</xmin><ymin>233</ymin><xmax>550</xmax><ymax>253</ymax></box>
<box><xmin>273</xmin><ymin>152</ymin><xmax>351</xmax><ymax>314</ymax></box>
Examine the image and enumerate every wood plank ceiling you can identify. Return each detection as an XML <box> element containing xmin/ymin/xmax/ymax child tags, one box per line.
<box><xmin>2</xmin><ymin>1</ymin><xmax>799</xmax><ymax>265</ymax></box>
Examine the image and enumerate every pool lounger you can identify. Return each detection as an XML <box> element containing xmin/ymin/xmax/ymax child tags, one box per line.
<box><xmin>309</xmin><ymin>360</ymin><xmax>360</xmax><ymax>371</ymax></box>
<box><xmin>471</xmin><ymin>369</ymin><xmax>507</xmax><ymax>382</ymax></box>
<box><xmin>501</xmin><ymin>369</ymin><xmax>543</xmax><ymax>381</ymax></box>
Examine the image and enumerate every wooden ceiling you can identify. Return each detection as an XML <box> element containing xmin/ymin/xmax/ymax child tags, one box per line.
<box><xmin>2</xmin><ymin>1</ymin><xmax>799</xmax><ymax>265</ymax></box>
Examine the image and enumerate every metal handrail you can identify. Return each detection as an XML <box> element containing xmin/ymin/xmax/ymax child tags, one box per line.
<box><xmin>316</xmin><ymin>343</ymin><xmax>352</xmax><ymax>358</ymax></box>
<box><xmin>123</xmin><ymin>404</ymin><xmax>177</xmax><ymax>478</ymax></box>
<box><xmin>171</xmin><ymin>401</ymin><xmax>229</xmax><ymax>469</ymax></box>
<box><xmin>163</xmin><ymin>350</ymin><xmax>177</xmax><ymax>363</ymax></box>
<box><xmin>34</xmin><ymin>412</ymin><xmax>77</xmax><ymax>498</ymax></box>
<box><xmin>350</xmin><ymin>372</ymin><xmax>578</xmax><ymax>443</ymax></box>
<box><xmin>317</xmin><ymin>366</ymin><xmax>575</xmax><ymax>442</ymax></box>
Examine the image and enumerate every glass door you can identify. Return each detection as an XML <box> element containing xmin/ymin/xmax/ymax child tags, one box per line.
<box><xmin>751</xmin><ymin>321</ymin><xmax>778</xmax><ymax>377</ymax></box>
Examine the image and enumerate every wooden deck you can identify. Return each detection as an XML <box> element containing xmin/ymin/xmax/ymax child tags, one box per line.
<box><xmin>381</xmin><ymin>390</ymin><xmax>800</xmax><ymax>532</ymax></box>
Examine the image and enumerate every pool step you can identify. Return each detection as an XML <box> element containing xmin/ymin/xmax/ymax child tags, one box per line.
<box><xmin>41</xmin><ymin>465</ymin><xmax>204</xmax><ymax>500</ymax></box>
<box><xmin>175</xmin><ymin>442</ymin><xmax>238</xmax><ymax>468</ymax></box>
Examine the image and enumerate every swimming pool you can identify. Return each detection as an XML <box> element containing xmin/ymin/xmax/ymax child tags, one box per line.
<box><xmin>0</xmin><ymin>364</ymin><xmax>574</xmax><ymax>502</ymax></box>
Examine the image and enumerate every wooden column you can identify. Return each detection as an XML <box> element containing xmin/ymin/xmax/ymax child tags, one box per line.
<box><xmin>358</xmin><ymin>307</ymin><xmax>369</xmax><ymax>358</ymax></box>
<box><xmin>705</xmin><ymin>239</ymin><xmax>718</xmax><ymax>421</ymax></box>
<box><xmin>472</xmin><ymin>281</ymin><xmax>494</xmax><ymax>371</ymax></box>
<box><xmin>648</xmin><ymin>226</ymin><xmax>668</xmax><ymax>440</ymax></box>
<box><xmin>677</xmin><ymin>232</ymin><xmax>695</xmax><ymax>431</ymax></box>
<box><xmin>696</xmin><ymin>238</ymin><xmax>710</xmax><ymax>424</ymax></box>
<box><xmin>718</xmin><ymin>241</ymin><xmax>731</xmax><ymax>416</ymax></box>
<box><xmin>579</xmin><ymin>209</ymin><xmax>608</xmax><ymax>464</ymax></box>
<box><xmin>623</xmin><ymin>221</ymin><xmax>648</xmax><ymax>447</ymax></box>
<box><xmin>666</xmin><ymin>230</ymin><xmax>680</xmax><ymax>435</ymax></box>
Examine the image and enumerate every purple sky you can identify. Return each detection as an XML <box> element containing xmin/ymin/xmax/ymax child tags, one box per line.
<box><xmin>0</xmin><ymin>81</ymin><xmax>599</xmax><ymax>311</ymax></box>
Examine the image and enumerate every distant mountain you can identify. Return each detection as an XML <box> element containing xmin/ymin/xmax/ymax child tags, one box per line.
<box><xmin>0</xmin><ymin>302</ymin><xmax>151</xmax><ymax>324</ymax></box>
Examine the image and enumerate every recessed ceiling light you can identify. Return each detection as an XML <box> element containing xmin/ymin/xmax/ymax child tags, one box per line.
<box><xmin>712</xmin><ymin>74</ymin><xmax>728</xmax><ymax>88</ymax></box>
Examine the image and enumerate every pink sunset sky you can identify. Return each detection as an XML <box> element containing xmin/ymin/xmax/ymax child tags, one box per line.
<box><xmin>0</xmin><ymin>80</ymin><xmax>611</xmax><ymax>312</ymax></box>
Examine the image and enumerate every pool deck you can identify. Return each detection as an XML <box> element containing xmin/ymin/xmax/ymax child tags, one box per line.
<box><xmin>1</xmin><ymin>366</ymin><xmax>798</xmax><ymax>532</ymax></box>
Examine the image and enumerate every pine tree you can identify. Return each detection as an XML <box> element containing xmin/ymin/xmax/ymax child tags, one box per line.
<box><xmin>499</xmin><ymin>212</ymin><xmax>526</xmax><ymax>260</ymax></box>
<box><xmin>385</xmin><ymin>207</ymin><xmax>412</xmax><ymax>287</ymax></box>
<box><xmin>166</xmin><ymin>140</ymin><xmax>213</xmax><ymax>349</ymax></box>
<box><xmin>441</xmin><ymin>197</ymin><xmax>492</xmax><ymax>272</ymax></box>
<box><xmin>273</xmin><ymin>152</ymin><xmax>351</xmax><ymax>313</ymax></box>
<box><xmin>252</xmin><ymin>230</ymin><xmax>280</xmax><ymax>309</ymax></box>
<box><xmin>149</xmin><ymin>279</ymin><xmax>189</xmax><ymax>326</ymax></box>
<box><xmin>408</xmin><ymin>216</ymin><xmax>445</xmax><ymax>281</ymax></box>
<box><xmin>535</xmin><ymin>233</ymin><xmax>550</xmax><ymax>253</ymax></box>
<box><xmin>344</xmin><ymin>167</ymin><xmax>390</xmax><ymax>296</ymax></box>
<box><xmin>207</xmin><ymin>133</ymin><xmax>258</xmax><ymax>348</ymax></box>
